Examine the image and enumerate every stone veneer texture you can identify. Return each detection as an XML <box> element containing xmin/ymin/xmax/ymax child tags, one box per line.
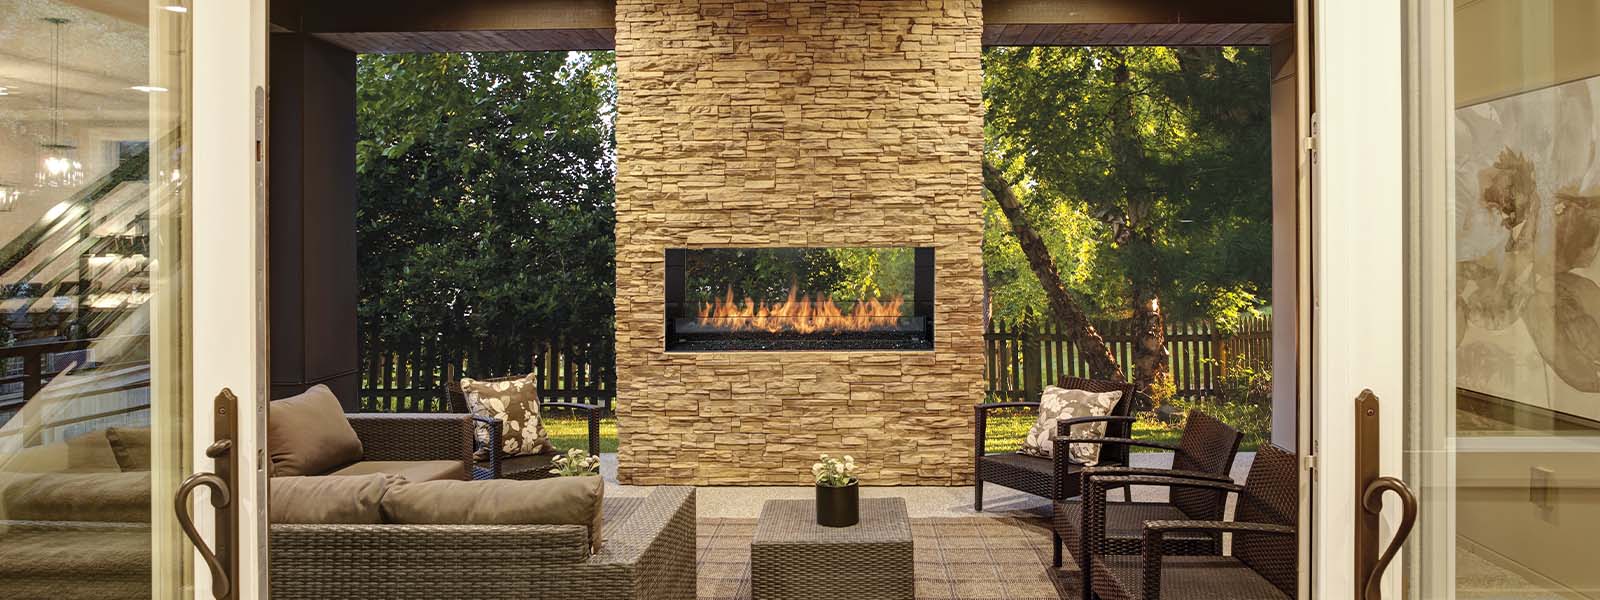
<box><xmin>614</xmin><ymin>0</ymin><xmax>985</xmax><ymax>485</ymax></box>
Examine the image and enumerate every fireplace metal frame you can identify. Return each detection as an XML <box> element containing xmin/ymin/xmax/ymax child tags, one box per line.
<box><xmin>664</xmin><ymin>247</ymin><xmax>935</xmax><ymax>352</ymax></box>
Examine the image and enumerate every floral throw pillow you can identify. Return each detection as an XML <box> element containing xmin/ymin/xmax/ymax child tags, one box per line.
<box><xmin>461</xmin><ymin>375</ymin><xmax>555</xmax><ymax>458</ymax></box>
<box><xmin>1019</xmin><ymin>386</ymin><xmax>1123</xmax><ymax>465</ymax></box>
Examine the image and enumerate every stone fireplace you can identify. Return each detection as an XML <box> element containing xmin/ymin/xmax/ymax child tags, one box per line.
<box><xmin>614</xmin><ymin>0</ymin><xmax>984</xmax><ymax>485</ymax></box>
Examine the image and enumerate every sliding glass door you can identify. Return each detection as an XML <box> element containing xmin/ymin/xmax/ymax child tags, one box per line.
<box><xmin>0</xmin><ymin>1</ymin><xmax>266</xmax><ymax>598</ymax></box>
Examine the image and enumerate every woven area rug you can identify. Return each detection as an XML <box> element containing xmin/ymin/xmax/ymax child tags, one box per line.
<box><xmin>697</xmin><ymin>516</ymin><xmax>1078</xmax><ymax>600</ymax></box>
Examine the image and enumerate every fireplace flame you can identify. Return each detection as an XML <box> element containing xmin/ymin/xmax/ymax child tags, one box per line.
<box><xmin>695</xmin><ymin>283</ymin><xmax>906</xmax><ymax>334</ymax></box>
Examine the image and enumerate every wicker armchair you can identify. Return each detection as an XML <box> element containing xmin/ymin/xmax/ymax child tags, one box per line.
<box><xmin>445</xmin><ymin>371</ymin><xmax>604</xmax><ymax>481</ymax></box>
<box><xmin>1053</xmin><ymin>410</ymin><xmax>1243</xmax><ymax>593</ymax></box>
<box><xmin>269</xmin><ymin>486</ymin><xmax>697</xmax><ymax>600</ymax></box>
<box><xmin>973</xmin><ymin>376</ymin><xmax>1138</xmax><ymax>512</ymax></box>
<box><xmin>1086</xmin><ymin>444</ymin><xmax>1299</xmax><ymax>600</ymax></box>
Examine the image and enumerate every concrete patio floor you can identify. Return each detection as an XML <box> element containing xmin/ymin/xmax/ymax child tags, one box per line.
<box><xmin>601</xmin><ymin>451</ymin><xmax>1256</xmax><ymax>518</ymax></box>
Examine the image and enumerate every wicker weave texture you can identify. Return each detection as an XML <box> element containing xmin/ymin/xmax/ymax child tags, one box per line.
<box><xmin>1062</xmin><ymin>408</ymin><xmax>1243</xmax><ymax>597</ymax></box>
<box><xmin>750</xmin><ymin>498</ymin><xmax>914</xmax><ymax>600</ymax></box>
<box><xmin>269</xmin><ymin>487</ymin><xmax>697</xmax><ymax>600</ymax></box>
<box><xmin>1166</xmin><ymin>411</ymin><xmax>1243</xmax><ymax>520</ymax></box>
<box><xmin>1088</xmin><ymin>444</ymin><xmax>1300</xmax><ymax>600</ymax></box>
<box><xmin>346</xmin><ymin>412</ymin><xmax>475</xmax><ymax>472</ymax></box>
<box><xmin>972</xmin><ymin>377</ymin><xmax>1136</xmax><ymax>511</ymax></box>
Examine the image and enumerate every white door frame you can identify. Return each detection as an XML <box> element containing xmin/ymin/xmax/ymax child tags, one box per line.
<box><xmin>191</xmin><ymin>0</ymin><xmax>269</xmax><ymax>597</ymax></box>
<box><xmin>1310</xmin><ymin>0</ymin><xmax>1408</xmax><ymax>598</ymax></box>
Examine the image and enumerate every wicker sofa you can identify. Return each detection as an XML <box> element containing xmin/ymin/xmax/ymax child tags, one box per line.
<box><xmin>269</xmin><ymin>486</ymin><xmax>698</xmax><ymax>600</ymax></box>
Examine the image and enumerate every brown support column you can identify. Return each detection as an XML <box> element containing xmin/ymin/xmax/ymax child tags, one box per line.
<box><xmin>1269</xmin><ymin>33</ymin><xmax>1299</xmax><ymax>449</ymax></box>
<box><xmin>268</xmin><ymin>34</ymin><xmax>360</xmax><ymax>407</ymax></box>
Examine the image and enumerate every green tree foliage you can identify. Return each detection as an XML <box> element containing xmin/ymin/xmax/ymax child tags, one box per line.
<box><xmin>982</xmin><ymin>46</ymin><xmax>1272</xmax><ymax>328</ymax></box>
<box><xmin>356</xmin><ymin>51</ymin><xmax>617</xmax><ymax>373</ymax></box>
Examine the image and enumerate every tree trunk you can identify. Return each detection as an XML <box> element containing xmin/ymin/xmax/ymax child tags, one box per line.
<box><xmin>1129</xmin><ymin>281</ymin><xmax>1171</xmax><ymax>410</ymax></box>
<box><xmin>1105</xmin><ymin>52</ymin><xmax>1173</xmax><ymax>407</ymax></box>
<box><xmin>982</xmin><ymin>159</ymin><xmax>1124</xmax><ymax>382</ymax></box>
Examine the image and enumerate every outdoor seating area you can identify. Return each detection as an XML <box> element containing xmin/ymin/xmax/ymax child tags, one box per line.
<box><xmin>261</xmin><ymin>376</ymin><xmax>1287</xmax><ymax>599</ymax></box>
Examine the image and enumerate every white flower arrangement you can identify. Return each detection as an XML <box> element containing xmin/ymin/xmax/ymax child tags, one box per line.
<box><xmin>811</xmin><ymin>454</ymin><xmax>858</xmax><ymax>487</ymax></box>
<box><xmin>550</xmin><ymin>448</ymin><xmax>601</xmax><ymax>477</ymax></box>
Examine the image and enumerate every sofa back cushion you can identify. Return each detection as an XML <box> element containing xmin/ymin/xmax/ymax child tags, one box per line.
<box><xmin>269</xmin><ymin>474</ymin><xmax>395</xmax><ymax>524</ymax></box>
<box><xmin>65</xmin><ymin>430</ymin><xmax>123</xmax><ymax>472</ymax></box>
<box><xmin>0</xmin><ymin>471</ymin><xmax>151</xmax><ymax>522</ymax></box>
<box><xmin>104</xmin><ymin>427</ymin><xmax>153</xmax><ymax>472</ymax></box>
<box><xmin>268</xmin><ymin>384</ymin><xmax>364</xmax><ymax>476</ymax></box>
<box><xmin>381</xmin><ymin>475</ymin><xmax>604</xmax><ymax>552</ymax></box>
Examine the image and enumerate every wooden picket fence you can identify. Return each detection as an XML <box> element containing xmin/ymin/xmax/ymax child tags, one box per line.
<box><xmin>360</xmin><ymin>313</ymin><xmax>1267</xmax><ymax>413</ymax></box>
<box><xmin>985</xmin><ymin>314</ymin><xmax>1270</xmax><ymax>404</ymax></box>
<box><xmin>358</xmin><ymin>329</ymin><xmax>616</xmax><ymax>413</ymax></box>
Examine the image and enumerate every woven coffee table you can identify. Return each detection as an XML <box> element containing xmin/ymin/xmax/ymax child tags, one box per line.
<box><xmin>750</xmin><ymin>497</ymin><xmax>914</xmax><ymax>600</ymax></box>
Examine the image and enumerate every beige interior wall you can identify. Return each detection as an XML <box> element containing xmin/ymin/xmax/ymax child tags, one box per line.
<box><xmin>1455</xmin><ymin>0</ymin><xmax>1600</xmax><ymax>107</ymax></box>
<box><xmin>1454</xmin><ymin>1</ymin><xmax>1600</xmax><ymax>593</ymax></box>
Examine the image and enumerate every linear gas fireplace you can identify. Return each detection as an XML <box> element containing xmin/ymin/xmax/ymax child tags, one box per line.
<box><xmin>665</xmin><ymin>247</ymin><xmax>934</xmax><ymax>352</ymax></box>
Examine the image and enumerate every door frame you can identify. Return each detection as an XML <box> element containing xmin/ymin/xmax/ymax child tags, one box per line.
<box><xmin>1307</xmin><ymin>0</ymin><xmax>1409</xmax><ymax>598</ymax></box>
<box><xmin>191</xmin><ymin>0</ymin><xmax>270</xmax><ymax>597</ymax></box>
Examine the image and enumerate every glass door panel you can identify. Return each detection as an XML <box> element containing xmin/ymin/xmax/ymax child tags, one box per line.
<box><xmin>0</xmin><ymin>1</ymin><xmax>248</xmax><ymax>598</ymax></box>
<box><xmin>1408</xmin><ymin>0</ymin><xmax>1600</xmax><ymax>597</ymax></box>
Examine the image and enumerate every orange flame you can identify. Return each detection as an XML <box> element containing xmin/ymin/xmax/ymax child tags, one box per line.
<box><xmin>695</xmin><ymin>283</ymin><xmax>905</xmax><ymax>334</ymax></box>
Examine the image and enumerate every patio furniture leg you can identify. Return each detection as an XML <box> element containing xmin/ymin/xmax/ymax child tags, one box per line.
<box><xmin>1052</xmin><ymin>531</ymin><xmax>1063</xmax><ymax>568</ymax></box>
<box><xmin>973</xmin><ymin>479</ymin><xmax>983</xmax><ymax>512</ymax></box>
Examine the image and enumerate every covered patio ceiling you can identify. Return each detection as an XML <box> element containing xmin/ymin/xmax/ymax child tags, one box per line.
<box><xmin>269</xmin><ymin>0</ymin><xmax>1292</xmax><ymax>53</ymax></box>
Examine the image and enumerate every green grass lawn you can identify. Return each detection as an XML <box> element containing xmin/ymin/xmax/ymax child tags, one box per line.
<box><xmin>543</xmin><ymin>411</ymin><xmax>1256</xmax><ymax>457</ymax></box>
<box><xmin>545</xmin><ymin>414</ymin><xmax>619</xmax><ymax>453</ymax></box>
<box><xmin>980</xmin><ymin>412</ymin><xmax>1181</xmax><ymax>454</ymax></box>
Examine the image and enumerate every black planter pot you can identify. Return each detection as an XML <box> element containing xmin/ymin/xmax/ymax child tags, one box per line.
<box><xmin>815</xmin><ymin>482</ymin><xmax>860</xmax><ymax>527</ymax></box>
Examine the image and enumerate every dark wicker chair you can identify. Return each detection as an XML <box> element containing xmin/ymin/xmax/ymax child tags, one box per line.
<box><xmin>973</xmin><ymin>376</ymin><xmax>1139</xmax><ymax>512</ymax></box>
<box><xmin>1053</xmin><ymin>410</ymin><xmax>1243</xmax><ymax>593</ymax></box>
<box><xmin>445</xmin><ymin>370</ymin><xmax>604</xmax><ymax>481</ymax></box>
<box><xmin>1086</xmin><ymin>443</ymin><xmax>1299</xmax><ymax>600</ymax></box>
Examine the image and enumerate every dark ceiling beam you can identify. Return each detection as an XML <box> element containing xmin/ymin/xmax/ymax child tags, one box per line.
<box><xmin>983</xmin><ymin>0</ymin><xmax>1293</xmax><ymax>26</ymax></box>
<box><xmin>272</xmin><ymin>0</ymin><xmax>612</xmax><ymax>34</ymax></box>
<box><xmin>270</xmin><ymin>0</ymin><xmax>1293</xmax><ymax>52</ymax></box>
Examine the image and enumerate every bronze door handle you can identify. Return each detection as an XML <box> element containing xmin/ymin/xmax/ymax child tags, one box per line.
<box><xmin>175</xmin><ymin>472</ymin><xmax>232</xmax><ymax>600</ymax></box>
<box><xmin>1361</xmin><ymin>476</ymin><xmax>1418</xmax><ymax>600</ymax></box>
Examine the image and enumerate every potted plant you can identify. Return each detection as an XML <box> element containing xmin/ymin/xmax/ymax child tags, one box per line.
<box><xmin>550</xmin><ymin>448</ymin><xmax>602</xmax><ymax>477</ymax></box>
<box><xmin>812</xmin><ymin>454</ymin><xmax>859</xmax><ymax>527</ymax></box>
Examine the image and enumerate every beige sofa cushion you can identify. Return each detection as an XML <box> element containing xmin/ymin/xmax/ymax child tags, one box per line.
<box><xmin>104</xmin><ymin>427</ymin><xmax>152</xmax><ymax>472</ymax></box>
<box><xmin>0</xmin><ymin>442</ymin><xmax>70</xmax><ymax>474</ymax></box>
<box><xmin>460</xmin><ymin>375</ymin><xmax>554</xmax><ymax>457</ymax></box>
<box><xmin>330</xmin><ymin>460</ymin><xmax>466</xmax><ymax>482</ymax></box>
<box><xmin>1019</xmin><ymin>386</ymin><xmax>1122</xmax><ymax>465</ymax></box>
<box><xmin>269</xmin><ymin>474</ymin><xmax>395</xmax><ymax>524</ymax></box>
<box><xmin>268</xmin><ymin>384</ymin><xmax>364</xmax><ymax>476</ymax></box>
<box><xmin>65</xmin><ymin>430</ymin><xmax>123</xmax><ymax>473</ymax></box>
<box><xmin>381</xmin><ymin>476</ymin><xmax>604</xmax><ymax>552</ymax></box>
<box><xmin>0</xmin><ymin>471</ymin><xmax>151</xmax><ymax>522</ymax></box>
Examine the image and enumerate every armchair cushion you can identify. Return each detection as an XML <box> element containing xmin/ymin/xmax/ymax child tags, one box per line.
<box><xmin>103</xmin><ymin>427</ymin><xmax>152</xmax><ymax>472</ymax></box>
<box><xmin>331</xmin><ymin>460</ymin><xmax>466</xmax><ymax>482</ymax></box>
<box><xmin>268</xmin><ymin>384</ymin><xmax>364</xmax><ymax>476</ymax></box>
<box><xmin>381</xmin><ymin>475</ymin><xmax>604</xmax><ymax>552</ymax></box>
<box><xmin>1021</xmin><ymin>386</ymin><xmax>1121</xmax><ymax>465</ymax></box>
<box><xmin>269</xmin><ymin>474</ymin><xmax>394</xmax><ymax>524</ymax></box>
<box><xmin>460</xmin><ymin>375</ymin><xmax>555</xmax><ymax>458</ymax></box>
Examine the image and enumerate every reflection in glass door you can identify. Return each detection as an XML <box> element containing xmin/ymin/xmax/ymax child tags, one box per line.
<box><xmin>0</xmin><ymin>1</ymin><xmax>193</xmax><ymax>597</ymax></box>
<box><xmin>1408</xmin><ymin>1</ymin><xmax>1600</xmax><ymax>597</ymax></box>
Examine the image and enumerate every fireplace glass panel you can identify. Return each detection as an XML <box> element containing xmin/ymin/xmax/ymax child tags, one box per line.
<box><xmin>665</xmin><ymin>247</ymin><xmax>934</xmax><ymax>351</ymax></box>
